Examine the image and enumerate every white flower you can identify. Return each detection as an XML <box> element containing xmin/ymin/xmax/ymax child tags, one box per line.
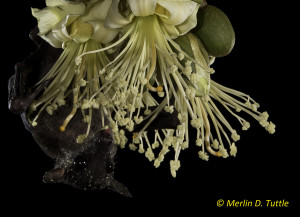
<box><xmin>105</xmin><ymin>0</ymin><xmax>199</xmax><ymax>37</ymax></box>
<box><xmin>29</xmin><ymin>0</ymin><xmax>276</xmax><ymax>178</ymax></box>
<box><xmin>32</xmin><ymin>0</ymin><xmax>86</xmax><ymax>47</ymax></box>
<box><xmin>79</xmin><ymin>0</ymin><xmax>119</xmax><ymax>43</ymax></box>
<box><xmin>32</xmin><ymin>0</ymin><xmax>119</xmax><ymax>48</ymax></box>
<box><xmin>29</xmin><ymin>0</ymin><xmax>119</xmax><ymax>135</ymax></box>
<box><xmin>73</xmin><ymin>0</ymin><xmax>275</xmax><ymax>178</ymax></box>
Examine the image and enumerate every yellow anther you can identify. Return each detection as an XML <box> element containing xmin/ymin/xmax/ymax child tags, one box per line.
<box><xmin>59</xmin><ymin>126</ymin><xmax>66</xmax><ymax>132</ymax></box>
<box><xmin>216</xmin><ymin>151</ymin><xmax>222</xmax><ymax>157</ymax></box>
<box><xmin>156</xmin><ymin>86</ymin><xmax>163</xmax><ymax>92</ymax></box>
<box><xmin>132</xmin><ymin>132</ymin><xmax>138</xmax><ymax>139</ymax></box>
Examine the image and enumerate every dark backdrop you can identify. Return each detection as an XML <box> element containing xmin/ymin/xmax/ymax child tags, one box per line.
<box><xmin>1</xmin><ymin>0</ymin><xmax>297</xmax><ymax>214</ymax></box>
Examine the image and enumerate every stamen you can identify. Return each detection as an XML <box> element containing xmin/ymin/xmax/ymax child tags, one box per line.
<box><xmin>75</xmin><ymin>24</ymin><xmax>135</xmax><ymax>63</ymax></box>
<box><xmin>146</xmin><ymin>43</ymin><xmax>163</xmax><ymax>92</ymax></box>
<box><xmin>59</xmin><ymin>88</ymin><xmax>79</xmax><ymax>132</ymax></box>
<box><xmin>198</xmin><ymin>97</ymin><xmax>222</xmax><ymax>157</ymax></box>
<box><xmin>60</xmin><ymin>56</ymin><xmax>86</xmax><ymax>132</ymax></box>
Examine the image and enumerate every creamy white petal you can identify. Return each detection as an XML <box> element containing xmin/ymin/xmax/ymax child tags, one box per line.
<box><xmin>176</xmin><ymin>4</ymin><xmax>199</xmax><ymax>35</ymax></box>
<box><xmin>59</xmin><ymin>3</ymin><xmax>86</xmax><ymax>15</ymax></box>
<box><xmin>46</xmin><ymin>0</ymin><xmax>64</xmax><ymax>7</ymax></box>
<box><xmin>52</xmin><ymin>15</ymin><xmax>79</xmax><ymax>43</ymax></box>
<box><xmin>40</xmin><ymin>31</ymin><xmax>63</xmax><ymax>48</ymax></box>
<box><xmin>32</xmin><ymin>7</ymin><xmax>66</xmax><ymax>35</ymax></box>
<box><xmin>89</xmin><ymin>20</ymin><xmax>119</xmax><ymax>43</ymax></box>
<box><xmin>46</xmin><ymin>0</ymin><xmax>86</xmax><ymax>15</ymax></box>
<box><xmin>128</xmin><ymin>0</ymin><xmax>157</xmax><ymax>16</ymax></box>
<box><xmin>154</xmin><ymin>4</ymin><xmax>169</xmax><ymax>19</ymax></box>
<box><xmin>157</xmin><ymin>0</ymin><xmax>197</xmax><ymax>25</ymax></box>
<box><xmin>163</xmin><ymin>22</ymin><xmax>180</xmax><ymax>39</ymax></box>
<box><xmin>80</xmin><ymin>0</ymin><xmax>112</xmax><ymax>22</ymax></box>
<box><xmin>105</xmin><ymin>0</ymin><xmax>132</xmax><ymax>29</ymax></box>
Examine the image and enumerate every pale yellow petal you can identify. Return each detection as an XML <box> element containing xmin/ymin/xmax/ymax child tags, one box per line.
<box><xmin>163</xmin><ymin>23</ymin><xmax>180</xmax><ymax>39</ymax></box>
<box><xmin>32</xmin><ymin>7</ymin><xmax>66</xmax><ymax>35</ymax></box>
<box><xmin>104</xmin><ymin>0</ymin><xmax>132</xmax><ymax>29</ymax></box>
<box><xmin>89</xmin><ymin>20</ymin><xmax>119</xmax><ymax>43</ymax></box>
<box><xmin>46</xmin><ymin>0</ymin><xmax>86</xmax><ymax>15</ymax></box>
<box><xmin>40</xmin><ymin>31</ymin><xmax>63</xmax><ymax>48</ymax></box>
<box><xmin>46</xmin><ymin>0</ymin><xmax>64</xmax><ymax>7</ymax></box>
<box><xmin>157</xmin><ymin>0</ymin><xmax>197</xmax><ymax>25</ymax></box>
<box><xmin>52</xmin><ymin>15</ymin><xmax>79</xmax><ymax>43</ymax></box>
<box><xmin>80</xmin><ymin>0</ymin><xmax>112</xmax><ymax>22</ymax></box>
<box><xmin>128</xmin><ymin>0</ymin><xmax>157</xmax><ymax>16</ymax></box>
<box><xmin>154</xmin><ymin>4</ymin><xmax>169</xmax><ymax>19</ymax></box>
<box><xmin>60</xmin><ymin>3</ymin><xmax>86</xmax><ymax>15</ymax></box>
<box><xmin>176</xmin><ymin>4</ymin><xmax>199</xmax><ymax>35</ymax></box>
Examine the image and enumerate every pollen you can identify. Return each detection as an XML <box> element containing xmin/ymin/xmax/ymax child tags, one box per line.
<box><xmin>156</xmin><ymin>86</ymin><xmax>164</xmax><ymax>92</ymax></box>
<box><xmin>59</xmin><ymin>126</ymin><xmax>66</xmax><ymax>132</ymax></box>
<box><xmin>198</xmin><ymin>151</ymin><xmax>209</xmax><ymax>161</ymax></box>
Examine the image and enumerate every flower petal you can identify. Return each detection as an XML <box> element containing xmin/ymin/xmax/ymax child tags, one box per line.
<box><xmin>176</xmin><ymin>4</ymin><xmax>199</xmax><ymax>35</ymax></box>
<box><xmin>32</xmin><ymin>7</ymin><xmax>67</xmax><ymax>35</ymax></box>
<box><xmin>46</xmin><ymin>0</ymin><xmax>86</xmax><ymax>15</ymax></box>
<box><xmin>89</xmin><ymin>20</ymin><xmax>119</xmax><ymax>43</ymax></box>
<box><xmin>52</xmin><ymin>15</ymin><xmax>79</xmax><ymax>43</ymax></box>
<box><xmin>128</xmin><ymin>0</ymin><xmax>157</xmax><ymax>16</ymax></box>
<box><xmin>40</xmin><ymin>31</ymin><xmax>63</xmax><ymax>48</ymax></box>
<box><xmin>105</xmin><ymin>0</ymin><xmax>132</xmax><ymax>29</ymax></box>
<box><xmin>154</xmin><ymin>4</ymin><xmax>170</xmax><ymax>19</ymax></box>
<box><xmin>80</xmin><ymin>0</ymin><xmax>112</xmax><ymax>22</ymax></box>
<box><xmin>157</xmin><ymin>0</ymin><xmax>197</xmax><ymax>25</ymax></box>
<box><xmin>46</xmin><ymin>0</ymin><xmax>64</xmax><ymax>7</ymax></box>
<box><xmin>163</xmin><ymin>23</ymin><xmax>180</xmax><ymax>39</ymax></box>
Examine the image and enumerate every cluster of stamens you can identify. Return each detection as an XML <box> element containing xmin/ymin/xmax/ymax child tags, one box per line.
<box><xmin>29</xmin><ymin>1</ymin><xmax>275</xmax><ymax>177</ymax></box>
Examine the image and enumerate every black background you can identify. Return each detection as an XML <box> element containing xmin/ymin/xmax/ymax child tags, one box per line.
<box><xmin>1</xmin><ymin>0</ymin><xmax>297</xmax><ymax>214</ymax></box>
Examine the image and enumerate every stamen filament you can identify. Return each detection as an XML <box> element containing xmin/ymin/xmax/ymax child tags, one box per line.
<box><xmin>146</xmin><ymin>43</ymin><xmax>163</xmax><ymax>92</ymax></box>
<box><xmin>198</xmin><ymin>97</ymin><xmax>222</xmax><ymax>157</ymax></box>
<box><xmin>60</xmin><ymin>55</ymin><xmax>86</xmax><ymax>132</ymax></box>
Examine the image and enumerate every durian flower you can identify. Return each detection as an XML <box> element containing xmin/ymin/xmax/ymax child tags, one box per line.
<box><xmin>75</xmin><ymin>0</ymin><xmax>275</xmax><ymax>177</ymax></box>
<box><xmin>32</xmin><ymin>0</ymin><xmax>118</xmax><ymax>47</ymax></box>
<box><xmin>29</xmin><ymin>0</ymin><xmax>120</xmax><ymax>139</ymax></box>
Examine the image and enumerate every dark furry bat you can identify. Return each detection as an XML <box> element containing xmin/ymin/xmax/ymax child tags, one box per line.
<box><xmin>8</xmin><ymin>27</ymin><xmax>180</xmax><ymax>197</ymax></box>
